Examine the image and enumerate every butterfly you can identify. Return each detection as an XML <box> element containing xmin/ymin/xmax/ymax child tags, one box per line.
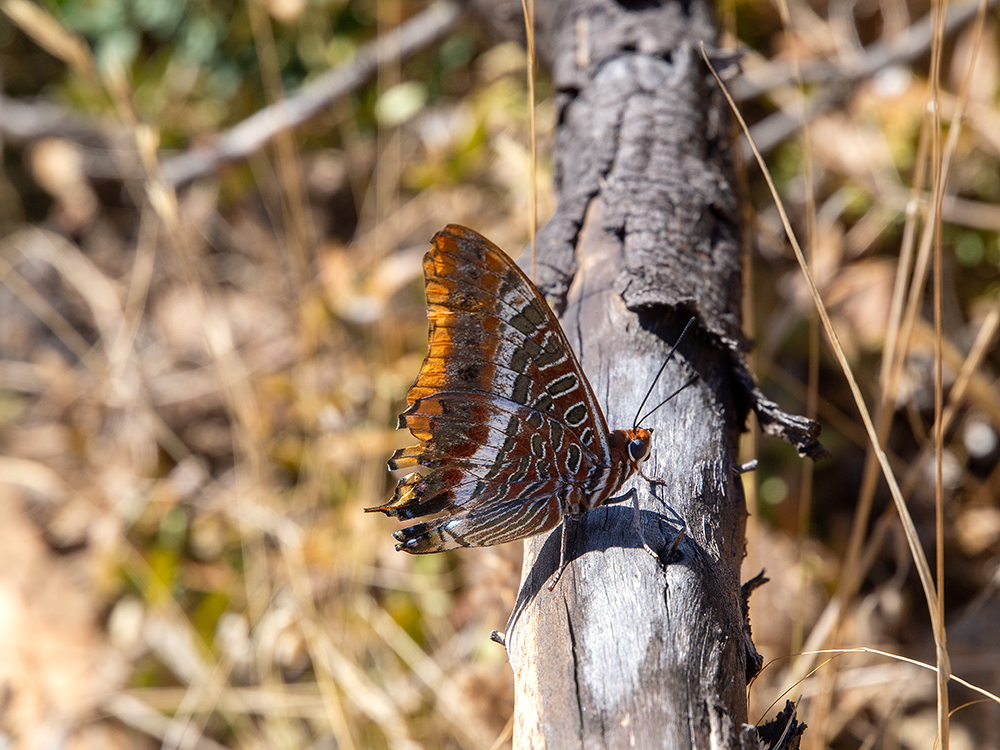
<box><xmin>367</xmin><ymin>225</ymin><xmax>689</xmax><ymax>586</ymax></box>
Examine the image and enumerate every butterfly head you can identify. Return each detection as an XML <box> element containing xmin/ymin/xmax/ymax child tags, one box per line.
<box><xmin>623</xmin><ymin>427</ymin><xmax>653</xmax><ymax>473</ymax></box>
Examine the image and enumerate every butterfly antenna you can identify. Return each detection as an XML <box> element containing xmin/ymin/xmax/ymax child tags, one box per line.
<box><xmin>632</xmin><ymin>317</ymin><xmax>696</xmax><ymax>429</ymax></box>
<box><xmin>636</xmin><ymin>374</ymin><xmax>700</xmax><ymax>428</ymax></box>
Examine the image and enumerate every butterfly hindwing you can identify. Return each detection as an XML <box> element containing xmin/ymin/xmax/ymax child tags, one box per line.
<box><xmin>392</xmin><ymin>489</ymin><xmax>564</xmax><ymax>551</ymax></box>
<box><xmin>368</xmin><ymin>225</ymin><xmax>625</xmax><ymax>551</ymax></box>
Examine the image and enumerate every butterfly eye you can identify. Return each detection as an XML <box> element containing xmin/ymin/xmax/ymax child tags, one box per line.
<box><xmin>628</xmin><ymin>438</ymin><xmax>650</xmax><ymax>463</ymax></box>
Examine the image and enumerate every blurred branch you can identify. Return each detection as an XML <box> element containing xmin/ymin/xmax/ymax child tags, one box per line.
<box><xmin>734</xmin><ymin>0</ymin><xmax>995</xmax><ymax>101</ymax></box>
<box><xmin>159</xmin><ymin>0</ymin><xmax>461</xmax><ymax>187</ymax></box>
<box><xmin>741</xmin><ymin>0</ymin><xmax>998</xmax><ymax>157</ymax></box>
<box><xmin>0</xmin><ymin>96</ymin><xmax>106</xmax><ymax>146</ymax></box>
<box><xmin>3</xmin><ymin>0</ymin><xmax>988</xmax><ymax>181</ymax></box>
<box><xmin>0</xmin><ymin>0</ymin><xmax>461</xmax><ymax>186</ymax></box>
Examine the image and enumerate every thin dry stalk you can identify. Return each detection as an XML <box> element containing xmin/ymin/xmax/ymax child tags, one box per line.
<box><xmin>798</xmin><ymin>0</ymin><xmax>992</xmax><ymax>705</ymax></box>
<box><xmin>358</xmin><ymin>595</ymin><xmax>496</xmax><ymax>749</ymax></box>
<box><xmin>246</xmin><ymin>0</ymin><xmax>314</xmax><ymax>288</ymax></box>
<box><xmin>927</xmin><ymin>0</ymin><xmax>952</xmax><ymax>741</ymax></box>
<box><xmin>0</xmin><ymin>0</ymin><xmax>98</xmax><ymax>87</ymax></box>
<box><xmin>769</xmin><ymin>0</ymin><xmax>822</xmax><ymax>678</ymax></box>
<box><xmin>706</xmin><ymin>42</ymin><xmax>946</xmax><ymax>734</ymax></box>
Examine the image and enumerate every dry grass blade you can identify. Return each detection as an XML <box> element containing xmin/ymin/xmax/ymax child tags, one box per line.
<box><xmin>160</xmin><ymin>0</ymin><xmax>461</xmax><ymax>187</ymax></box>
<box><xmin>704</xmin><ymin>34</ymin><xmax>946</xmax><ymax>707</ymax></box>
<box><xmin>803</xmin><ymin>649</ymin><xmax>1000</xmax><ymax>707</ymax></box>
<box><xmin>304</xmin><ymin>624</ymin><xmax>421</xmax><ymax>750</ymax></box>
<box><xmin>358</xmin><ymin>594</ymin><xmax>495</xmax><ymax>749</ymax></box>
<box><xmin>899</xmin><ymin>300</ymin><xmax>1000</xmax><ymax>499</ymax></box>
<box><xmin>5</xmin><ymin>0</ymin><xmax>999</xmax><ymax>746</ymax></box>
<box><xmin>928</xmin><ymin>0</ymin><xmax>952</xmax><ymax>741</ymax></box>
<box><xmin>104</xmin><ymin>693</ymin><xmax>232</xmax><ymax>750</ymax></box>
<box><xmin>0</xmin><ymin>233</ymin><xmax>102</xmax><ymax>364</ymax></box>
<box><xmin>1</xmin><ymin>0</ymin><xmax>96</xmax><ymax>84</ymax></box>
<box><xmin>769</xmin><ymin>0</ymin><xmax>821</xmax><ymax>672</ymax></box>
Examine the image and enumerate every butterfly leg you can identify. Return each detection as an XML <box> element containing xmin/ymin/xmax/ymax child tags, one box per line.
<box><xmin>630</xmin><ymin>487</ymin><xmax>662</xmax><ymax>564</ymax></box>
<box><xmin>661</xmin><ymin>517</ymin><xmax>688</xmax><ymax>563</ymax></box>
<box><xmin>644</xmin><ymin>480</ymin><xmax>689</xmax><ymax>563</ymax></box>
<box><xmin>548</xmin><ymin>510</ymin><xmax>583</xmax><ymax>591</ymax></box>
<box><xmin>603</xmin><ymin>487</ymin><xmax>668</xmax><ymax>564</ymax></box>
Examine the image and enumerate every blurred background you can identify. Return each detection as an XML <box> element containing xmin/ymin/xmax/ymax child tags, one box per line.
<box><xmin>1</xmin><ymin>0</ymin><xmax>999</xmax><ymax>748</ymax></box>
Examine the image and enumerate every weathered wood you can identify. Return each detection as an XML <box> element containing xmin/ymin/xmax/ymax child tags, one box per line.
<box><xmin>507</xmin><ymin>214</ymin><xmax>752</xmax><ymax>747</ymax></box>
<box><xmin>463</xmin><ymin>0</ymin><xmax>817</xmax><ymax>747</ymax></box>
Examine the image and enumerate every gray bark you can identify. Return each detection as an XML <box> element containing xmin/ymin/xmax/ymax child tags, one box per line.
<box><xmin>463</xmin><ymin>0</ymin><xmax>818</xmax><ymax>747</ymax></box>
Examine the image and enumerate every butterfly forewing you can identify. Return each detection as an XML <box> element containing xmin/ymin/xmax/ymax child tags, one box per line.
<box><xmin>368</xmin><ymin>225</ymin><xmax>633</xmax><ymax>552</ymax></box>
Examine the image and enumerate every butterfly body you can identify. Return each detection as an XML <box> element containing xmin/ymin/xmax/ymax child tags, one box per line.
<box><xmin>367</xmin><ymin>225</ymin><xmax>652</xmax><ymax>556</ymax></box>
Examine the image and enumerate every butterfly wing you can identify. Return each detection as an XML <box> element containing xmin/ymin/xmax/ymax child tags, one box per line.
<box><xmin>367</xmin><ymin>225</ymin><xmax>624</xmax><ymax>551</ymax></box>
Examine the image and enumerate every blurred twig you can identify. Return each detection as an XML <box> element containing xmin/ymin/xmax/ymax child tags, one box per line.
<box><xmin>740</xmin><ymin>0</ymin><xmax>999</xmax><ymax>157</ymax></box>
<box><xmin>9</xmin><ymin>0</ymin><xmax>982</xmax><ymax>179</ymax></box>
<box><xmin>161</xmin><ymin>0</ymin><xmax>458</xmax><ymax>187</ymax></box>
<box><xmin>734</xmin><ymin>0</ymin><xmax>995</xmax><ymax>100</ymax></box>
<box><xmin>0</xmin><ymin>0</ymin><xmax>461</xmax><ymax>186</ymax></box>
<box><xmin>708</xmin><ymin>39</ymin><xmax>947</xmax><ymax>703</ymax></box>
